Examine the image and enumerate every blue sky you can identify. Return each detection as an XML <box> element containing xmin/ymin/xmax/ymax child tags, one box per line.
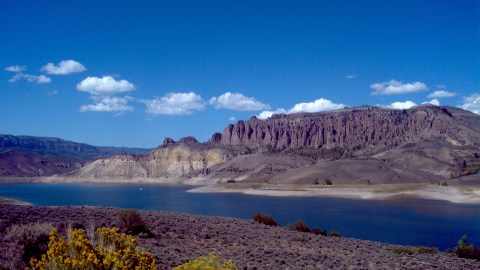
<box><xmin>1</xmin><ymin>0</ymin><xmax>479</xmax><ymax>148</ymax></box>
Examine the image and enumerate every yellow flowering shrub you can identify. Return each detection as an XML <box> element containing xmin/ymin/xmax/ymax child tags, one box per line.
<box><xmin>27</xmin><ymin>227</ymin><xmax>157</xmax><ymax>270</ymax></box>
<box><xmin>174</xmin><ymin>253</ymin><xmax>237</xmax><ymax>270</ymax></box>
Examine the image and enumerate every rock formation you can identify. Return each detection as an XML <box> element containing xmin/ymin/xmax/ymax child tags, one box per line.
<box><xmin>72</xmin><ymin>141</ymin><xmax>234</xmax><ymax>179</ymax></box>
<box><xmin>215</xmin><ymin>106</ymin><xmax>480</xmax><ymax>151</ymax></box>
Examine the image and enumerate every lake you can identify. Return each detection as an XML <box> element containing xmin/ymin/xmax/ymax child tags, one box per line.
<box><xmin>0</xmin><ymin>182</ymin><xmax>479</xmax><ymax>251</ymax></box>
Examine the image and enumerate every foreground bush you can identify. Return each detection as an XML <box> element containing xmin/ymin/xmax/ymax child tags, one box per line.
<box><xmin>417</xmin><ymin>246</ymin><xmax>438</xmax><ymax>254</ymax></box>
<box><xmin>289</xmin><ymin>220</ymin><xmax>310</xmax><ymax>232</ymax></box>
<box><xmin>310</xmin><ymin>227</ymin><xmax>327</xmax><ymax>236</ymax></box>
<box><xmin>455</xmin><ymin>235</ymin><xmax>480</xmax><ymax>260</ymax></box>
<box><xmin>392</xmin><ymin>246</ymin><xmax>416</xmax><ymax>255</ymax></box>
<box><xmin>392</xmin><ymin>246</ymin><xmax>439</xmax><ymax>255</ymax></box>
<box><xmin>0</xmin><ymin>222</ymin><xmax>54</xmax><ymax>269</ymax></box>
<box><xmin>118</xmin><ymin>209</ymin><xmax>152</xmax><ymax>236</ymax></box>
<box><xmin>252</xmin><ymin>213</ymin><xmax>278</xmax><ymax>226</ymax></box>
<box><xmin>28</xmin><ymin>227</ymin><xmax>157</xmax><ymax>270</ymax></box>
<box><xmin>329</xmin><ymin>231</ymin><xmax>342</xmax><ymax>237</ymax></box>
<box><xmin>174</xmin><ymin>253</ymin><xmax>237</xmax><ymax>270</ymax></box>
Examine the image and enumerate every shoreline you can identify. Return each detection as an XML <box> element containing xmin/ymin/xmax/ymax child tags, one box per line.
<box><xmin>188</xmin><ymin>183</ymin><xmax>480</xmax><ymax>204</ymax></box>
<box><xmin>1</xmin><ymin>177</ymin><xmax>479</xmax><ymax>204</ymax></box>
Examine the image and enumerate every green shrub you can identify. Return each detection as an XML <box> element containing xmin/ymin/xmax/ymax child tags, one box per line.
<box><xmin>118</xmin><ymin>209</ymin><xmax>152</xmax><ymax>236</ymax></box>
<box><xmin>310</xmin><ymin>227</ymin><xmax>327</xmax><ymax>236</ymax></box>
<box><xmin>252</xmin><ymin>213</ymin><xmax>278</xmax><ymax>226</ymax></box>
<box><xmin>289</xmin><ymin>220</ymin><xmax>310</xmax><ymax>233</ymax></box>
<box><xmin>329</xmin><ymin>231</ymin><xmax>341</xmax><ymax>237</ymax></box>
<box><xmin>416</xmin><ymin>246</ymin><xmax>438</xmax><ymax>254</ymax></box>
<box><xmin>174</xmin><ymin>253</ymin><xmax>237</xmax><ymax>270</ymax></box>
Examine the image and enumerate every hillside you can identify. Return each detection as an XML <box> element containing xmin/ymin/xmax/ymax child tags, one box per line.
<box><xmin>0</xmin><ymin>149</ymin><xmax>83</xmax><ymax>177</ymax></box>
<box><xmin>71</xmin><ymin>105</ymin><xmax>480</xmax><ymax>184</ymax></box>
<box><xmin>0</xmin><ymin>134</ymin><xmax>151</xmax><ymax>160</ymax></box>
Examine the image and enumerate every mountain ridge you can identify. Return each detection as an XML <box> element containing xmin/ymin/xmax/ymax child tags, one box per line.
<box><xmin>2</xmin><ymin>105</ymin><xmax>479</xmax><ymax>182</ymax></box>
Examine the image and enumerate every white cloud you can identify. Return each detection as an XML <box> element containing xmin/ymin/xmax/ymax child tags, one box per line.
<box><xmin>422</xmin><ymin>99</ymin><xmax>440</xmax><ymax>106</ymax></box>
<box><xmin>141</xmin><ymin>92</ymin><xmax>205</xmax><ymax>115</ymax></box>
<box><xmin>8</xmin><ymin>73</ymin><xmax>51</xmax><ymax>84</ymax></box>
<box><xmin>460</xmin><ymin>94</ymin><xmax>480</xmax><ymax>114</ymax></box>
<box><xmin>80</xmin><ymin>96</ymin><xmax>133</xmax><ymax>112</ymax></box>
<box><xmin>370</xmin><ymin>80</ymin><xmax>428</xmax><ymax>95</ymax></box>
<box><xmin>427</xmin><ymin>90</ymin><xmax>456</xmax><ymax>98</ymax></box>
<box><xmin>228</xmin><ymin>116</ymin><xmax>236</xmax><ymax>121</ymax></box>
<box><xmin>209</xmin><ymin>92</ymin><xmax>270</xmax><ymax>111</ymax></box>
<box><xmin>41</xmin><ymin>60</ymin><xmax>86</xmax><ymax>75</ymax></box>
<box><xmin>257</xmin><ymin>98</ymin><xmax>345</xmax><ymax>119</ymax></box>
<box><xmin>77</xmin><ymin>76</ymin><xmax>135</xmax><ymax>95</ymax></box>
<box><xmin>345</xmin><ymin>74</ymin><xmax>357</xmax><ymax>79</ymax></box>
<box><xmin>258</xmin><ymin>108</ymin><xmax>288</xmax><ymax>119</ymax></box>
<box><xmin>288</xmin><ymin>98</ymin><xmax>346</xmax><ymax>113</ymax></box>
<box><xmin>5</xmin><ymin>65</ymin><xmax>26</xmax><ymax>72</ymax></box>
<box><xmin>387</xmin><ymin>101</ymin><xmax>417</xmax><ymax>109</ymax></box>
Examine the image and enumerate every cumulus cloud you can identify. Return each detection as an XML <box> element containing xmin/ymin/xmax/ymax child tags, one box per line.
<box><xmin>77</xmin><ymin>76</ymin><xmax>135</xmax><ymax>95</ymax></box>
<box><xmin>427</xmin><ymin>90</ymin><xmax>456</xmax><ymax>98</ymax></box>
<box><xmin>345</xmin><ymin>74</ymin><xmax>357</xmax><ymax>79</ymax></box>
<box><xmin>228</xmin><ymin>116</ymin><xmax>236</xmax><ymax>121</ymax></box>
<box><xmin>8</xmin><ymin>73</ymin><xmax>51</xmax><ymax>84</ymax></box>
<box><xmin>387</xmin><ymin>101</ymin><xmax>417</xmax><ymax>109</ymax></box>
<box><xmin>422</xmin><ymin>99</ymin><xmax>440</xmax><ymax>106</ymax></box>
<box><xmin>41</xmin><ymin>60</ymin><xmax>86</xmax><ymax>75</ymax></box>
<box><xmin>5</xmin><ymin>65</ymin><xmax>26</xmax><ymax>72</ymax></box>
<box><xmin>288</xmin><ymin>98</ymin><xmax>346</xmax><ymax>113</ymax></box>
<box><xmin>209</xmin><ymin>92</ymin><xmax>270</xmax><ymax>111</ymax></box>
<box><xmin>141</xmin><ymin>92</ymin><xmax>205</xmax><ymax>115</ymax></box>
<box><xmin>257</xmin><ymin>98</ymin><xmax>345</xmax><ymax>119</ymax></box>
<box><xmin>80</xmin><ymin>96</ymin><xmax>134</xmax><ymax>112</ymax></box>
<box><xmin>370</xmin><ymin>80</ymin><xmax>428</xmax><ymax>95</ymax></box>
<box><xmin>460</xmin><ymin>94</ymin><xmax>480</xmax><ymax>114</ymax></box>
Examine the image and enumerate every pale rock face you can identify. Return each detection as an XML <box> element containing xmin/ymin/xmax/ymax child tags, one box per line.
<box><xmin>74</xmin><ymin>144</ymin><xmax>229</xmax><ymax>179</ymax></box>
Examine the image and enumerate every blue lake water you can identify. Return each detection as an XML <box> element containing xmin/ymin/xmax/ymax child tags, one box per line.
<box><xmin>0</xmin><ymin>182</ymin><xmax>479</xmax><ymax>251</ymax></box>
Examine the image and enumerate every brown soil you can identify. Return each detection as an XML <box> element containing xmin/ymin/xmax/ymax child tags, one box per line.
<box><xmin>1</xmin><ymin>205</ymin><xmax>478</xmax><ymax>269</ymax></box>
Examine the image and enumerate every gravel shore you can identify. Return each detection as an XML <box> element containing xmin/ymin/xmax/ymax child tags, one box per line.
<box><xmin>1</xmin><ymin>204</ymin><xmax>479</xmax><ymax>269</ymax></box>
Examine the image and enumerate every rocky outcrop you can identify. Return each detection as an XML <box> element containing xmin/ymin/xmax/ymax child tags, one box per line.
<box><xmin>72</xmin><ymin>142</ymin><xmax>232</xmax><ymax>179</ymax></box>
<box><xmin>216</xmin><ymin>106</ymin><xmax>480</xmax><ymax>151</ymax></box>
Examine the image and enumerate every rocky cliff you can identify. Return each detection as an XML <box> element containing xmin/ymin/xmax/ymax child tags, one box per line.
<box><xmin>215</xmin><ymin>105</ymin><xmax>480</xmax><ymax>151</ymax></box>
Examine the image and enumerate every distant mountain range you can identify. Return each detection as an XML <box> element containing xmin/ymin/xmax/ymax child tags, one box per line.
<box><xmin>0</xmin><ymin>135</ymin><xmax>151</xmax><ymax>177</ymax></box>
<box><xmin>1</xmin><ymin>105</ymin><xmax>479</xmax><ymax>183</ymax></box>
